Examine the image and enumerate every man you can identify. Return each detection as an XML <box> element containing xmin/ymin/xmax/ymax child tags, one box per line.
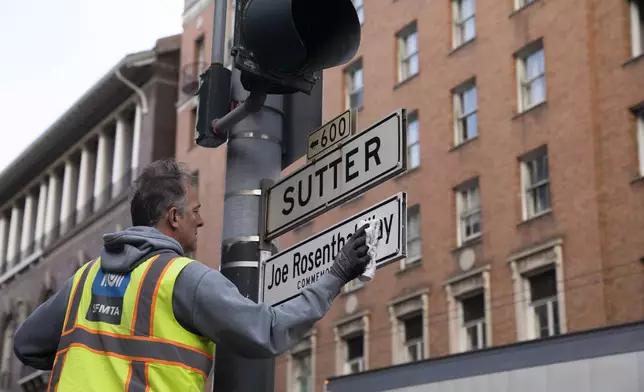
<box><xmin>13</xmin><ymin>158</ymin><xmax>371</xmax><ymax>391</ymax></box>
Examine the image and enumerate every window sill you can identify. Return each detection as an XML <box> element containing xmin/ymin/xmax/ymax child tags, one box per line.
<box><xmin>396</xmin><ymin>259</ymin><xmax>422</xmax><ymax>276</ymax></box>
<box><xmin>623</xmin><ymin>53</ymin><xmax>644</xmax><ymax>68</ymax></box>
<box><xmin>512</xmin><ymin>100</ymin><xmax>547</xmax><ymax>120</ymax></box>
<box><xmin>517</xmin><ymin>209</ymin><xmax>553</xmax><ymax>227</ymax></box>
<box><xmin>630</xmin><ymin>174</ymin><xmax>644</xmax><ymax>185</ymax></box>
<box><xmin>451</xmin><ymin>235</ymin><xmax>482</xmax><ymax>253</ymax></box>
<box><xmin>448</xmin><ymin>38</ymin><xmax>477</xmax><ymax>56</ymax></box>
<box><xmin>509</xmin><ymin>0</ymin><xmax>541</xmax><ymax>18</ymax></box>
<box><xmin>394</xmin><ymin>165</ymin><xmax>420</xmax><ymax>180</ymax></box>
<box><xmin>449</xmin><ymin>135</ymin><xmax>480</xmax><ymax>152</ymax></box>
<box><xmin>394</xmin><ymin>73</ymin><xmax>420</xmax><ymax>90</ymax></box>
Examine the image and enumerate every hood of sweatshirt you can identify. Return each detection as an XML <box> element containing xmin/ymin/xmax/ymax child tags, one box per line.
<box><xmin>99</xmin><ymin>226</ymin><xmax>184</xmax><ymax>273</ymax></box>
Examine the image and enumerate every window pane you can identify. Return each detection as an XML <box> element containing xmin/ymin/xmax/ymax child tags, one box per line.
<box><xmin>466</xmin><ymin>324</ymin><xmax>479</xmax><ymax>349</ymax></box>
<box><xmin>404</xmin><ymin>315</ymin><xmax>423</xmax><ymax>341</ymax></box>
<box><xmin>406</xmin><ymin>33</ymin><xmax>418</xmax><ymax>56</ymax></box>
<box><xmin>346</xmin><ymin>335</ymin><xmax>363</xmax><ymax>359</ymax></box>
<box><xmin>407</xmin><ymin>120</ymin><xmax>419</xmax><ymax>144</ymax></box>
<box><xmin>526</xmin><ymin>50</ymin><xmax>544</xmax><ymax>79</ymax></box>
<box><xmin>552</xmin><ymin>300</ymin><xmax>561</xmax><ymax>335</ymax></box>
<box><xmin>462</xmin><ymin>293</ymin><xmax>485</xmax><ymax>323</ymax></box>
<box><xmin>530</xmin><ymin>269</ymin><xmax>557</xmax><ymax>301</ymax></box>
<box><xmin>465</xmin><ymin>113</ymin><xmax>477</xmax><ymax>139</ymax></box>
<box><xmin>353</xmin><ymin>68</ymin><xmax>363</xmax><ymax>89</ymax></box>
<box><xmin>463</xmin><ymin>87</ymin><xmax>477</xmax><ymax>113</ymax></box>
<box><xmin>463</xmin><ymin>18</ymin><xmax>476</xmax><ymax>41</ymax></box>
<box><xmin>529</xmin><ymin>76</ymin><xmax>546</xmax><ymax>105</ymax></box>
<box><xmin>534</xmin><ymin>302</ymin><xmax>551</xmax><ymax>338</ymax></box>
<box><xmin>408</xmin><ymin>238</ymin><xmax>421</xmax><ymax>259</ymax></box>
<box><xmin>461</xmin><ymin>0</ymin><xmax>475</xmax><ymax>18</ymax></box>
<box><xmin>409</xmin><ymin>144</ymin><xmax>420</xmax><ymax>169</ymax></box>
<box><xmin>408</xmin><ymin>54</ymin><xmax>419</xmax><ymax>76</ymax></box>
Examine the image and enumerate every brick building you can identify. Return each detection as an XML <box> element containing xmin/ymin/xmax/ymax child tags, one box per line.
<box><xmin>0</xmin><ymin>36</ymin><xmax>181</xmax><ymax>392</ymax></box>
<box><xmin>178</xmin><ymin>0</ymin><xmax>644</xmax><ymax>392</ymax></box>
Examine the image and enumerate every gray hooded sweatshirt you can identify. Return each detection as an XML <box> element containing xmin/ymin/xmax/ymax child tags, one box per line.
<box><xmin>13</xmin><ymin>226</ymin><xmax>344</xmax><ymax>370</ymax></box>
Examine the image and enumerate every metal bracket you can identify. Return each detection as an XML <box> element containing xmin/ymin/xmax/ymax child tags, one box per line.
<box><xmin>224</xmin><ymin>189</ymin><xmax>262</xmax><ymax>199</ymax></box>
<box><xmin>228</xmin><ymin>131</ymin><xmax>281</xmax><ymax>145</ymax></box>
<box><xmin>257</xmin><ymin>178</ymin><xmax>275</xmax><ymax>303</ymax></box>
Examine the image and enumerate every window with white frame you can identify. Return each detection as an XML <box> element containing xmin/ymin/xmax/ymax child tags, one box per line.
<box><xmin>635</xmin><ymin>109</ymin><xmax>644</xmax><ymax>177</ymax></box>
<box><xmin>509</xmin><ymin>239</ymin><xmax>566</xmax><ymax>341</ymax></box>
<box><xmin>528</xmin><ymin>268</ymin><xmax>561</xmax><ymax>338</ymax></box>
<box><xmin>290</xmin><ymin>349</ymin><xmax>312</xmax><ymax>392</ymax></box>
<box><xmin>520</xmin><ymin>147</ymin><xmax>551</xmax><ymax>220</ymax></box>
<box><xmin>514</xmin><ymin>0</ymin><xmax>535</xmax><ymax>11</ymax></box>
<box><xmin>407</xmin><ymin>111</ymin><xmax>420</xmax><ymax>169</ymax></box>
<box><xmin>343</xmin><ymin>334</ymin><xmax>365</xmax><ymax>374</ymax></box>
<box><xmin>453</xmin><ymin>82</ymin><xmax>478</xmax><ymax>145</ymax></box>
<box><xmin>353</xmin><ymin>0</ymin><xmax>364</xmax><ymax>25</ymax></box>
<box><xmin>397</xmin><ymin>23</ymin><xmax>419</xmax><ymax>83</ymax></box>
<box><xmin>456</xmin><ymin>180</ymin><xmax>481</xmax><ymax>245</ymax></box>
<box><xmin>461</xmin><ymin>291</ymin><xmax>487</xmax><ymax>351</ymax></box>
<box><xmin>516</xmin><ymin>42</ymin><xmax>546</xmax><ymax>112</ymax></box>
<box><xmin>404</xmin><ymin>205</ymin><xmax>422</xmax><ymax>266</ymax></box>
<box><xmin>388</xmin><ymin>290</ymin><xmax>428</xmax><ymax>365</ymax></box>
<box><xmin>452</xmin><ymin>0</ymin><xmax>476</xmax><ymax>48</ymax></box>
<box><xmin>345</xmin><ymin>60</ymin><xmax>364</xmax><ymax>111</ymax></box>
<box><xmin>445</xmin><ymin>267</ymin><xmax>491</xmax><ymax>354</ymax></box>
<box><xmin>402</xmin><ymin>314</ymin><xmax>424</xmax><ymax>362</ymax></box>
<box><xmin>630</xmin><ymin>0</ymin><xmax>644</xmax><ymax>57</ymax></box>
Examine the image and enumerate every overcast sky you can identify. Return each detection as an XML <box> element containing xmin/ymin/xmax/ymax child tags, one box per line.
<box><xmin>0</xmin><ymin>0</ymin><xmax>184</xmax><ymax>173</ymax></box>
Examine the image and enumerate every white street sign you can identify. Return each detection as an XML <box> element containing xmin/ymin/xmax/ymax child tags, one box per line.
<box><xmin>307</xmin><ymin>109</ymin><xmax>355</xmax><ymax>161</ymax></box>
<box><xmin>265</xmin><ymin>108</ymin><xmax>407</xmax><ymax>240</ymax></box>
<box><xmin>262</xmin><ymin>192</ymin><xmax>407</xmax><ymax>306</ymax></box>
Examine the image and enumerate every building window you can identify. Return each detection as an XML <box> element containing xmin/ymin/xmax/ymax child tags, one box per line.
<box><xmin>529</xmin><ymin>268</ymin><xmax>561</xmax><ymax>338</ymax></box>
<box><xmin>397</xmin><ymin>22</ymin><xmax>419</xmax><ymax>83</ymax></box>
<box><xmin>453</xmin><ymin>82</ymin><xmax>478</xmax><ymax>145</ymax></box>
<box><xmin>388</xmin><ymin>290</ymin><xmax>429</xmax><ymax>364</ymax></box>
<box><xmin>403</xmin><ymin>205</ymin><xmax>421</xmax><ymax>267</ymax></box>
<box><xmin>407</xmin><ymin>111</ymin><xmax>420</xmax><ymax>169</ymax></box>
<box><xmin>344</xmin><ymin>60</ymin><xmax>364</xmax><ymax>111</ymax></box>
<box><xmin>509</xmin><ymin>239</ymin><xmax>566</xmax><ymax>341</ymax></box>
<box><xmin>190</xmin><ymin>106</ymin><xmax>198</xmax><ymax>148</ymax></box>
<box><xmin>353</xmin><ymin>0</ymin><xmax>364</xmax><ymax>25</ymax></box>
<box><xmin>636</xmin><ymin>110</ymin><xmax>644</xmax><ymax>176</ymax></box>
<box><xmin>456</xmin><ymin>180</ymin><xmax>481</xmax><ymax>245</ymax></box>
<box><xmin>344</xmin><ymin>334</ymin><xmax>365</xmax><ymax>374</ymax></box>
<box><xmin>514</xmin><ymin>0</ymin><xmax>535</xmax><ymax>10</ymax></box>
<box><xmin>445</xmin><ymin>267</ymin><xmax>491</xmax><ymax>354</ymax></box>
<box><xmin>461</xmin><ymin>292</ymin><xmax>487</xmax><ymax>350</ymax></box>
<box><xmin>195</xmin><ymin>35</ymin><xmax>206</xmax><ymax>65</ymax></box>
<box><xmin>520</xmin><ymin>146</ymin><xmax>551</xmax><ymax>220</ymax></box>
<box><xmin>630</xmin><ymin>0</ymin><xmax>644</xmax><ymax>57</ymax></box>
<box><xmin>343</xmin><ymin>278</ymin><xmax>364</xmax><ymax>294</ymax></box>
<box><xmin>516</xmin><ymin>42</ymin><xmax>546</xmax><ymax>112</ymax></box>
<box><xmin>452</xmin><ymin>0</ymin><xmax>476</xmax><ymax>48</ymax></box>
<box><xmin>288</xmin><ymin>333</ymin><xmax>315</xmax><ymax>392</ymax></box>
<box><xmin>334</xmin><ymin>314</ymin><xmax>368</xmax><ymax>375</ymax></box>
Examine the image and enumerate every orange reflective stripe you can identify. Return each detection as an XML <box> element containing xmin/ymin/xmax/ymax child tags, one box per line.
<box><xmin>66</xmin><ymin>324</ymin><xmax>213</xmax><ymax>359</ymax></box>
<box><xmin>57</xmin><ymin>328</ymin><xmax>212</xmax><ymax>378</ymax></box>
<box><xmin>132</xmin><ymin>253</ymin><xmax>177</xmax><ymax>336</ymax></box>
<box><xmin>62</xmin><ymin>260</ymin><xmax>96</xmax><ymax>333</ymax></box>
<box><xmin>130</xmin><ymin>254</ymin><xmax>159</xmax><ymax>334</ymax></box>
<box><xmin>149</xmin><ymin>258</ymin><xmax>177</xmax><ymax>336</ymax></box>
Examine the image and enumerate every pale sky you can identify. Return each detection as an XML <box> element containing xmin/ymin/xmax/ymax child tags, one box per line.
<box><xmin>0</xmin><ymin>0</ymin><xmax>184</xmax><ymax>173</ymax></box>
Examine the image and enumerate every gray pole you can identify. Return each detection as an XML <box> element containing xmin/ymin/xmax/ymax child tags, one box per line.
<box><xmin>212</xmin><ymin>68</ymin><xmax>281</xmax><ymax>392</ymax></box>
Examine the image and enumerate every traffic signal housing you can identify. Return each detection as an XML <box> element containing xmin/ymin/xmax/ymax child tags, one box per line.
<box><xmin>232</xmin><ymin>0</ymin><xmax>361</xmax><ymax>95</ymax></box>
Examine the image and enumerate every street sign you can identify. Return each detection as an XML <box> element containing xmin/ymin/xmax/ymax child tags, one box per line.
<box><xmin>265</xmin><ymin>108</ymin><xmax>407</xmax><ymax>240</ymax></box>
<box><xmin>262</xmin><ymin>192</ymin><xmax>407</xmax><ymax>306</ymax></box>
<box><xmin>307</xmin><ymin>109</ymin><xmax>355</xmax><ymax>161</ymax></box>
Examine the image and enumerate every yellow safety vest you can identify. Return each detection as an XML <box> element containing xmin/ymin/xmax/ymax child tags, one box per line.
<box><xmin>46</xmin><ymin>253</ymin><xmax>215</xmax><ymax>392</ymax></box>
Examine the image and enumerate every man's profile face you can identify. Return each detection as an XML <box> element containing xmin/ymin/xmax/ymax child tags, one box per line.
<box><xmin>176</xmin><ymin>184</ymin><xmax>204</xmax><ymax>255</ymax></box>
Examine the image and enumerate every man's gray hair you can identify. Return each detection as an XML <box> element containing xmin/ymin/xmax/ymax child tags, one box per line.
<box><xmin>130</xmin><ymin>158</ymin><xmax>196</xmax><ymax>227</ymax></box>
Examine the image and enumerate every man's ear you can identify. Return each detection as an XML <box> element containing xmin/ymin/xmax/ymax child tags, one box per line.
<box><xmin>168</xmin><ymin>206</ymin><xmax>180</xmax><ymax>229</ymax></box>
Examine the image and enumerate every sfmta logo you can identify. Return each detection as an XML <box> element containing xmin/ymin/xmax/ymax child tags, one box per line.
<box><xmin>101</xmin><ymin>273</ymin><xmax>126</xmax><ymax>288</ymax></box>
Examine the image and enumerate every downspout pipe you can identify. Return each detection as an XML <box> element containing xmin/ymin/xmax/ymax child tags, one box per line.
<box><xmin>115</xmin><ymin>60</ymin><xmax>152</xmax><ymax>114</ymax></box>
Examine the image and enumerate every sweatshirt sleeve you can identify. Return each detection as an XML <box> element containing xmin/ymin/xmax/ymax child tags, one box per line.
<box><xmin>172</xmin><ymin>261</ymin><xmax>344</xmax><ymax>358</ymax></box>
<box><xmin>13</xmin><ymin>276</ymin><xmax>73</xmax><ymax>370</ymax></box>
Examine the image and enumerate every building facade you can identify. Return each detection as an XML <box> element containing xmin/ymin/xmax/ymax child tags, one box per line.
<box><xmin>177</xmin><ymin>0</ymin><xmax>644</xmax><ymax>392</ymax></box>
<box><xmin>0</xmin><ymin>36</ymin><xmax>181</xmax><ymax>392</ymax></box>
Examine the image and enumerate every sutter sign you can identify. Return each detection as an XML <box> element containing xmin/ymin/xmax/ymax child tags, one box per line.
<box><xmin>262</xmin><ymin>192</ymin><xmax>407</xmax><ymax>306</ymax></box>
<box><xmin>264</xmin><ymin>109</ymin><xmax>407</xmax><ymax>240</ymax></box>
